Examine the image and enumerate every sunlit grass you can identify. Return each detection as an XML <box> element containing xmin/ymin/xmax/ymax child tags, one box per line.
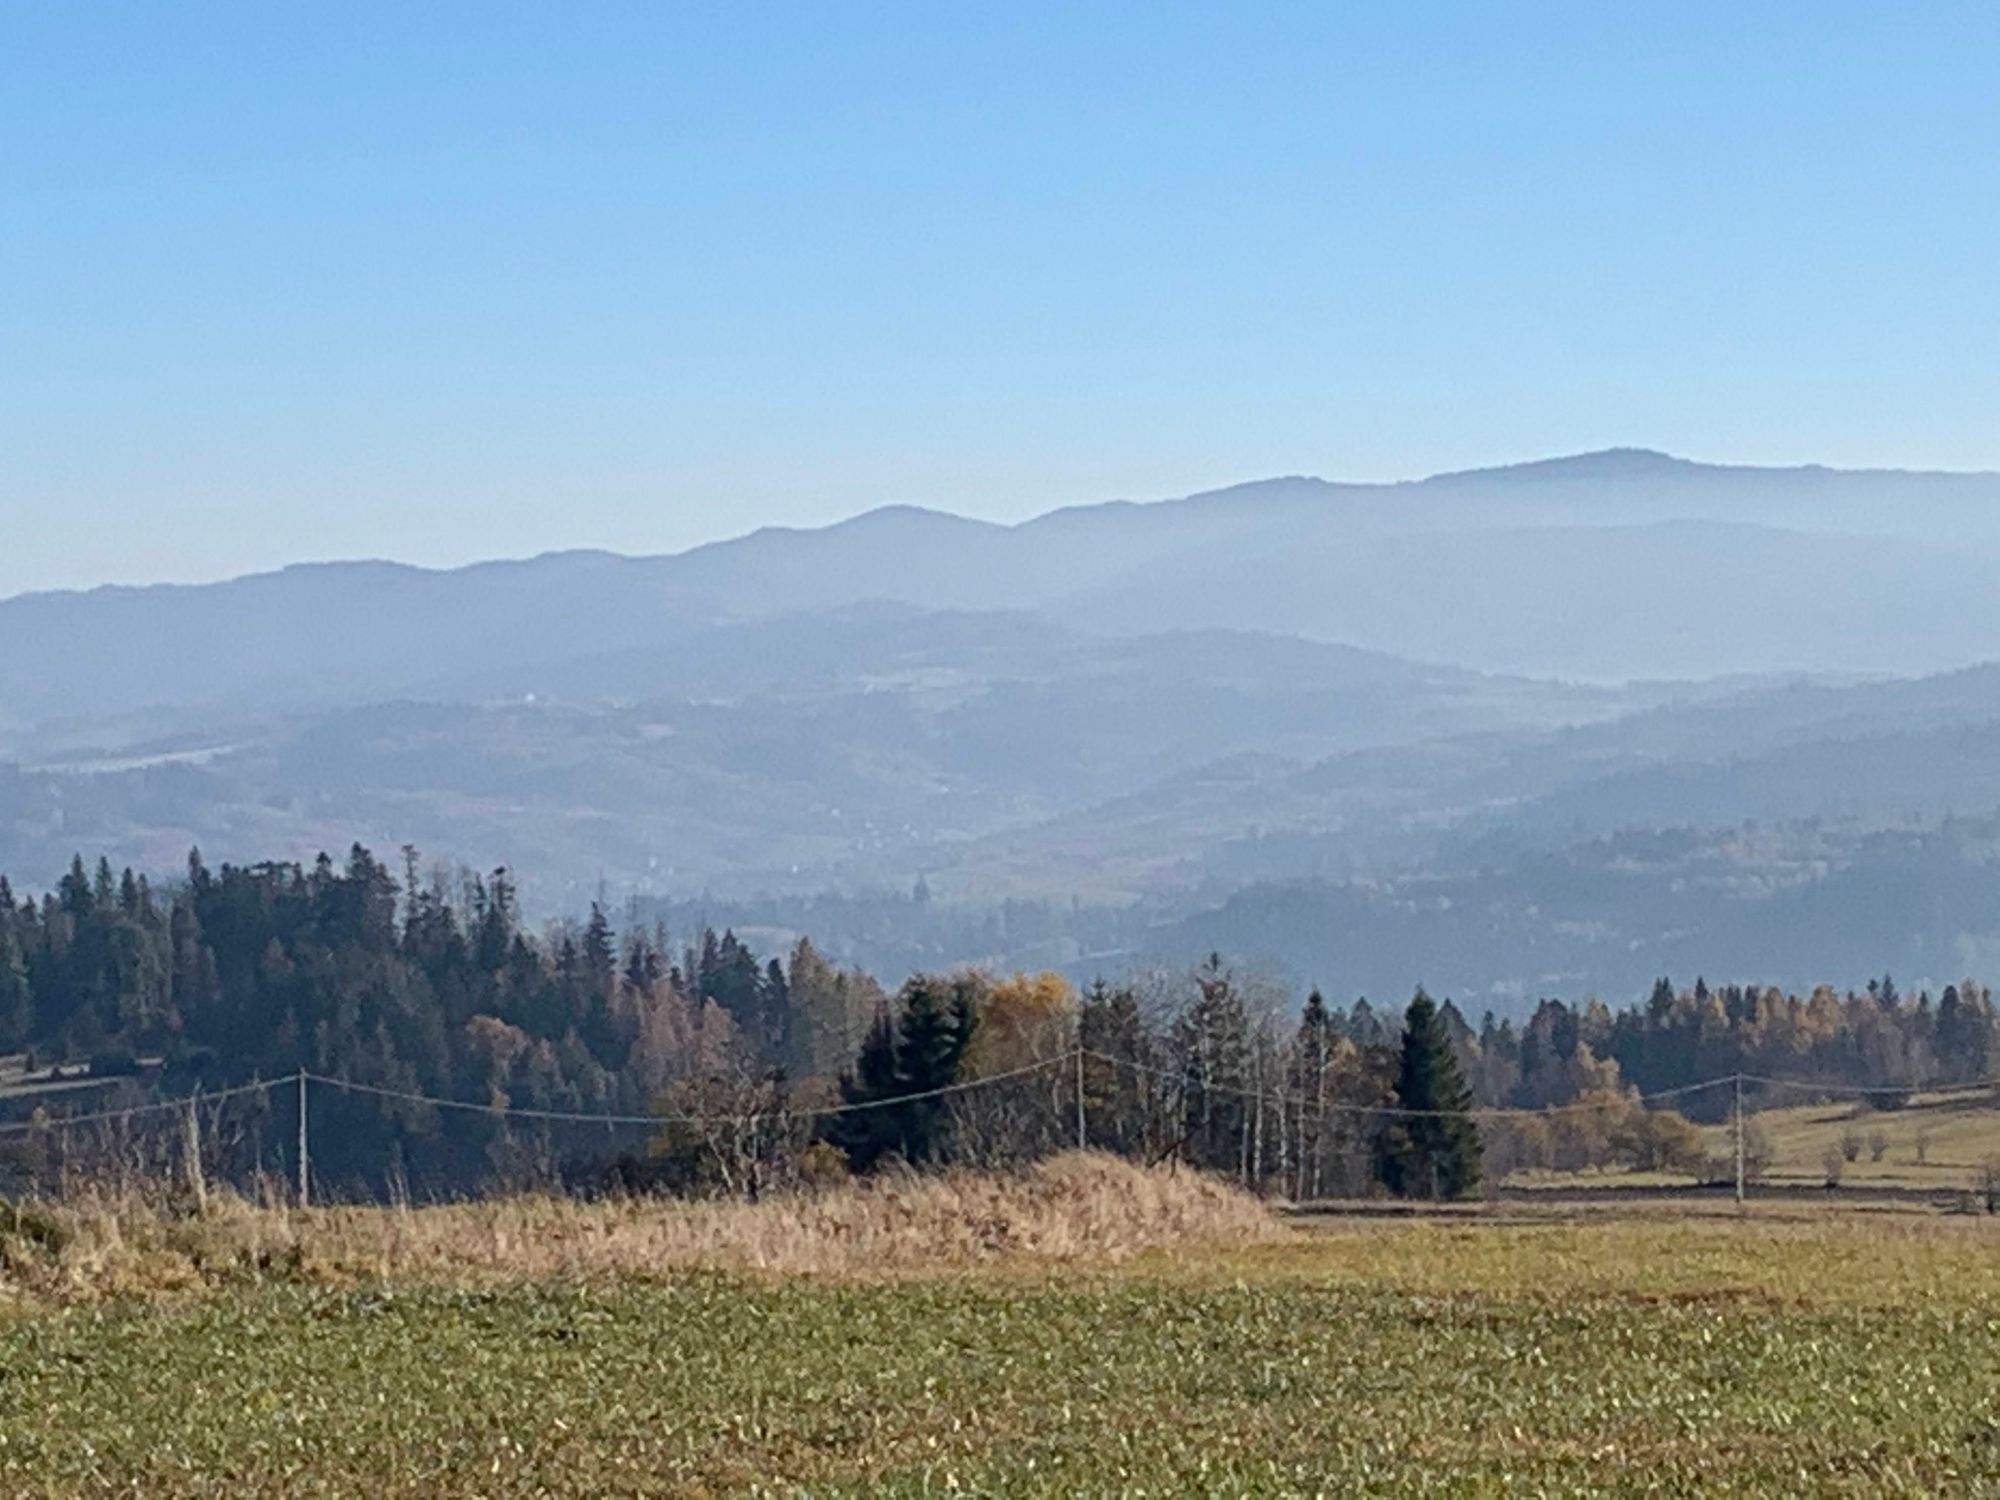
<box><xmin>1505</xmin><ymin>1088</ymin><xmax>2000</xmax><ymax>1195</ymax></box>
<box><xmin>1740</xmin><ymin>1090</ymin><xmax>2000</xmax><ymax>1190</ymax></box>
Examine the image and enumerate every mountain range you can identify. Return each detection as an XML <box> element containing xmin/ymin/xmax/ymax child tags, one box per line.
<box><xmin>8</xmin><ymin>449</ymin><xmax>2000</xmax><ymax>1008</ymax></box>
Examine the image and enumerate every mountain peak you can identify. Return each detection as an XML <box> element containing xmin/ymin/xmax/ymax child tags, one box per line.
<box><xmin>1425</xmin><ymin>448</ymin><xmax>1700</xmax><ymax>484</ymax></box>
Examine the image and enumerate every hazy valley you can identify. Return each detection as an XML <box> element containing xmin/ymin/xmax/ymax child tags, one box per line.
<box><xmin>8</xmin><ymin>449</ymin><xmax>2000</xmax><ymax>1011</ymax></box>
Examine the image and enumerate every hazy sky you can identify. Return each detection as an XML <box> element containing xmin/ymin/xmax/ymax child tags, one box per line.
<box><xmin>5</xmin><ymin>3</ymin><xmax>1998</xmax><ymax>596</ymax></box>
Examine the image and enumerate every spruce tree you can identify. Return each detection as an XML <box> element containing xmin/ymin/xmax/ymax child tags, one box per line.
<box><xmin>1379</xmin><ymin>987</ymin><xmax>1482</xmax><ymax>1200</ymax></box>
<box><xmin>1079</xmin><ymin>979</ymin><xmax>1149</xmax><ymax>1154</ymax></box>
<box><xmin>829</xmin><ymin>1008</ymin><xmax>902</xmax><ymax>1171</ymax></box>
<box><xmin>1172</xmin><ymin>954</ymin><xmax>1250</xmax><ymax>1175</ymax></box>
<box><xmin>825</xmin><ymin>975</ymin><xmax>978</xmax><ymax>1171</ymax></box>
<box><xmin>581</xmin><ymin>905</ymin><xmax>617</xmax><ymax>990</ymax></box>
<box><xmin>893</xmin><ymin>973</ymin><xmax>978</xmax><ymax>1163</ymax></box>
<box><xmin>759</xmin><ymin>958</ymin><xmax>791</xmax><ymax>1066</ymax></box>
<box><xmin>0</xmin><ymin>928</ymin><xmax>30</xmax><ymax>1048</ymax></box>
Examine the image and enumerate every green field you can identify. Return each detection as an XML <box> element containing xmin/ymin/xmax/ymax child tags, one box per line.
<box><xmin>5</xmin><ymin>1213</ymin><xmax>2000</xmax><ymax>1496</ymax></box>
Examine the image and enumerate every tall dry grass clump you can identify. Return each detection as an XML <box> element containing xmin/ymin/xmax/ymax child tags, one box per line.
<box><xmin>0</xmin><ymin>1152</ymin><xmax>1275</xmax><ymax>1299</ymax></box>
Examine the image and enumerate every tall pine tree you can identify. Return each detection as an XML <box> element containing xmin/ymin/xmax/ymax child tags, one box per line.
<box><xmin>1379</xmin><ymin>987</ymin><xmax>1482</xmax><ymax>1200</ymax></box>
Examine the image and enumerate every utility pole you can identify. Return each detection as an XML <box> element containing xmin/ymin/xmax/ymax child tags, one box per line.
<box><xmin>182</xmin><ymin>1088</ymin><xmax>206</xmax><ymax>1216</ymax></box>
<box><xmin>297</xmin><ymin>1070</ymin><xmax>310</xmax><ymax>1209</ymax></box>
<box><xmin>1074</xmin><ymin>1046</ymin><xmax>1087</xmax><ymax>1151</ymax></box>
<box><xmin>1733</xmin><ymin>1073</ymin><xmax>1745</xmax><ymax>1208</ymax></box>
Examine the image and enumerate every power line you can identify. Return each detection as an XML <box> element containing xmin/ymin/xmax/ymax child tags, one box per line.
<box><xmin>0</xmin><ymin>1076</ymin><xmax>281</xmax><ymax>1136</ymax></box>
<box><xmin>1079</xmin><ymin>1048</ymin><xmax>1736</xmax><ymax>1120</ymax></box>
<box><xmin>0</xmin><ymin>1057</ymin><xmax>1993</xmax><ymax>1137</ymax></box>
<box><xmin>1740</xmin><ymin>1072</ymin><xmax>2000</xmax><ymax>1099</ymax></box>
<box><xmin>307</xmin><ymin>1051</ymin><xmax>1070</xmax><ymax>1129</ymax></box>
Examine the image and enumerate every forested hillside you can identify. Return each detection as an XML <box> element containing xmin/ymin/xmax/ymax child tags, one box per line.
<box><xmin>6</xmin><ymin>845</ymin><xmax>1996</xmax><ymax>1200</ymax></box>
<box><xmin>0</xmin><ymin>848</ymin><xmax>882</xmax><ymax>1190</ymax></box>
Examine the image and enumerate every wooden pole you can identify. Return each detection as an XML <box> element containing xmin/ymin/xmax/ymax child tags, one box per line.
<box><xmin>1074</xmin><ymin>1047</ymin><xmax>1087</xmax><ymax>1151</ymax></box>
<box><xmin>296</xmin><ymin>1070</ymin><xmax>310</xmax><ymax>1209</ymax></box>
<box><xmin>1734</xmin><ymin>1073</ymin><xmax>1745</xmax><ymax>1208</ymax></box>
<box><xmin>182</xmin><ymin>1089</ymin><xmax>207</xmax><ymax>1216</ymax></box>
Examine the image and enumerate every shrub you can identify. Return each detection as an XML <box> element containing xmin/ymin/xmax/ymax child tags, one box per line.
<box><xmin>794</xmin><ymin>1140</ymin><xmax>850</xmax><ymax>1190</ymax></box>
<box><xmin>1742</xmin><ymin>1120</ymin><xmax>1773</xmax><ymax>1184</ymax></box>
<box><xmin>1630</xmin><ymin>1110</ymin><xmax>1705</xmax><ymax>1174</ymax></box>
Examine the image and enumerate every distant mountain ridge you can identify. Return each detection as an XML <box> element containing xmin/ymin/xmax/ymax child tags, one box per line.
<box><xmin>7</xmin><ymin>449</ymin><xmax>2000</xmax><ymax>739</ymax></box>
<box><xmin>12</xmin><ymin>448</ymin><xmax>2000</xmax><ymax>608</ymax></box>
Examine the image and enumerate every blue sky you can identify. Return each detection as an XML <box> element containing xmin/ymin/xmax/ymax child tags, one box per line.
<box><xmin>4</xmin><ymin>3</ymin><xmax>1997</xmax><ymax>595</ymax></box>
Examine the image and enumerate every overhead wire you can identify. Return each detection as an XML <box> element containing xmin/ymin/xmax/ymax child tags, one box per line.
<box><xmin>0</xmin><ymin>1053</ymin><xmax>1990</xmax><ymax>1134</ymax></box>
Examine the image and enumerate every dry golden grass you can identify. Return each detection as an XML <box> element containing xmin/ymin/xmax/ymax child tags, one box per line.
<box><xmin>1503</xmin><ymin>1089</ymin><xmax>2000</xmax><ymax>1195</ymax></box>
<box><xmin>1737</xmin><ymin>1088</ymin><xmax>2000</xmax><ymax>1189</ymax></box>
<box><xmin>0</xmin><ymin>1151</ymin><xmax>1276</xmax><ymax>1300</ymax></box>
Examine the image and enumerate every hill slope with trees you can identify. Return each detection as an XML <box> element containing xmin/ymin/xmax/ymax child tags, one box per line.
<box><xmin>5</xmin><ymin>844</ymin><xmax>1996</xmax><ymax>1203</ymax></box>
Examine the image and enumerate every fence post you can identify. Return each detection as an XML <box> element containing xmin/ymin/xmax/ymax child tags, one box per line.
<box><xmin>1733</xmin><ymin>1072</ymin><xmax>1745</xmax><ymax>1208</ymax></box>
<box><xmin>1075</xmin><ymin>1047</ymin><xmax>1087</xmax><ymax>1151</ymax></box>
<box><xmin>297</xmin><ymin>1070</ymin><xmax>310</xmax><ymax>1209</ymax></box>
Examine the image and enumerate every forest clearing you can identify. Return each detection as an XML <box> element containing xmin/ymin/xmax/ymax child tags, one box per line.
<box><xmin>3</xmin><ymin>1157</ymin><xmax>1999</xmax><ymax>1496</ymax></box>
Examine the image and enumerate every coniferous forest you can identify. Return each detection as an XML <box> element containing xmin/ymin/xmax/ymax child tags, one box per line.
<box><xmin>2</xmin><ymin>844</ymin><xmax>1995</xmax><ymax>1201</ymax></box>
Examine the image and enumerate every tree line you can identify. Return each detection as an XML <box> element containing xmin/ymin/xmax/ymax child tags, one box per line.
<box><xmin>0</xmin><ymin>848</ymin><xmax>884</xmax><ymax>1192</ymax></box>
<box><xmin>1</xmin><ymin>845</ymin><xmax>1993</xmax><ymax>1200</ymax></box>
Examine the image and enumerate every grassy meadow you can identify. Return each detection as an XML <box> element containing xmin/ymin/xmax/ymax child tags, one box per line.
<box><xmin>1740</xmin><ymin>1088</ymin><xmax>2000</xmax><ymax>1191</ymax></box>
<box><xmin>3</xmin><ymin>1160</ymin><xmax>2000</xmax><ymax>1495</ymax></box>
<box><xmin>1505</xmin><ymin>1087</ymin><xmax>2000</xmax><ymax>1198</ymax></box>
